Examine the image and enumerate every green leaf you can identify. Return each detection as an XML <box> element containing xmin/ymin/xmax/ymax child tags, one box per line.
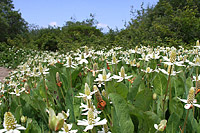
<box><xmin>127</xmin><ymin>75</ymin><xmax>142</xmax><ymax>103</ymax></box>
<box><xmin>143</xmin><ymin>111</ymin><xmax>161</xmax><ymax>132</ymax></box>
<box><xmin>169</xmin><ymin>97</ymin><xmax>183</xmax><ymax>118</ymax></box>
<box><xmin>107</xmin><ymin>81</ymin><xmax>128</xmax><ymax>99</ymax></box>
<box><xmin>153</xmin><ymin>73</ymin><xmax>167</xmax><ymax>96</ymax></box>
<box><xmin>187</xmin><ymin>110</ymin><xmax>200</xmax><ymax>132</ymax></box>
<box><xmin>15</xmin><ymin>105</ymin><xmax>22</xmax><ymax>123</ymax></box>
<box><xmin>133</xmin><ymin>88</ymin><xmax>153</xmax><ymax>111</ymax></box>
<box><xmin>166</xmin><ymin>113</ymin><xmax>180</xmax><ymax>133</ymax></box>
<box><xmin>109</xmin><ymin>93</ymin><xmax>134</xmax><ymax>133</ymax></box>
<box><xmin>186</xmin><ymin>77</ymin><xmax>193</xmax><ymax>95</ymax></box>
<box><xmin>65</xmin><ymin>89</ymin><xmax>75</xmax><ymax>123</ymax></box>
<box><xmin>30</xmin><ymin>119</ymin><xmax>42</xmax><ymax>133</ymax></box>
<box><xmin>111</xmin><ymin>107</ymin><xmax>121</xmax><ymax>133</ymax></box>
<box><xmin>171</xmin><ymin>76</ymin><xmax>184</xmax><ymax>97</ymax></box>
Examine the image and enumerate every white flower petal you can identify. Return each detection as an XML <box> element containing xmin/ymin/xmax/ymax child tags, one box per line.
<box><xmin>154</xmin><ymin>124</ymin><xmax>158</xmax><ymax>130</ymax></box>
<box><xmin>67</xmin><ymin>124</ymin><xmax>73</xmax><ymax>130</ymax></box>
<box><xmin>84</xmin><ymin>125</ymin><xmax>94</xmax><ymax>132</ymax></box>
<box><xmin>117</xmin><ymin>78</ymin><xmax>123</xmax><ymax>82</ymax></box>
<box><xmin>184</xmin><ymin>104</ymin><xmax>192</xmax><ymax>109</ymax></box>
<box><xmin>69</xmin><ymin>130</ymin><xmax>78</xmax><ymax>133</ymax></box>
<box><xmin>177</xmin><ymin>97</ymin><xmax>187</xmax><ymax>103</ymax></box>
<box><xmin>0</xmin><ymin>129</ymin><xmax>7</xmax><ymax>132</ymax></box>
<box><xmin>94</xmin><ymin>118</ymin><xmax>107</xmax><ymax>126</ymax></box>
<box><xmin>77</xmin><ymin>119</ymin><xmax>88</xmax><ymax>126</ymax></box>
<box><xmin>193</xmin><ymin>104</ymin><xmax>200</xmax><ymax>108</ymax></box>
<box><xmin>125</xmin><ymin>75</ymin><xmax>133</xmax><ymax>79</ymax></box>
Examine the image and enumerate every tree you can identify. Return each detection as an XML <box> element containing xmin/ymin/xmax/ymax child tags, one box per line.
<box><xmin>120</xmin><ymin>0</ymin><xmax>200</xmax><ymax>48</ymax></box>
<box><xmin>0</xmin><ymin>0</ymin><xmax>27</xmax><ymax>42</ymax></box>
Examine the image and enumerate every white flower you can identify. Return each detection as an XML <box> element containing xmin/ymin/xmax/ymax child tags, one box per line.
<box><xmin>76</xmin><ymin>83</ymin><xmax>97</xmax><ymax>99</ymax></box>
<box><xmin>75</xmin><ymin>53</ymin><xmax>89</xmax><ymax>64</ymax></box>
<box><xmin>38</xmin><ymin>63</ymin><xmax>49</xmax><ymax>75</ymax></box>
<box><xmin>63</xmin><ymin>56</ymin><xmax>77</xmax><ymax>68</ymax></box>
<box><xmin>9</xmin><ymin>88</ymin><xmax>25</xmax><ymax>97</ymax></box>
<box><xmin>0</xmin><ymin>112</ymin><xmax>26</xmax><ymax>133</ymax></box>
<box><xmin>147</xmin><ymin>52</ymin><xmax>160</xmax><ymax>60</ymax></box>
<box><xmin>154</xmin><ymin>120</ymin><xmax>167</xmax><ymax>131</ymax></box>
<box><xmin>138</xmin><ymin>53</ymin><xmax>150</xmax><ymax>61</ymax></box>
<box><xmin>58</xmin><ymin>123</ymin><xmax>78</xmax><ymax>133</ymax></box>
<box><xmin>80</xmin><ymin>103</ymin><xmax>101</xmax><ymax>117</ymax></box>
<box><xmin>192</xmin><ymin>75</ymin><xmax>200</xmax><ymax>82</ymax></box>
<box><xmin>29</xmin><ymin>67</ymin><xmax>40</xmax><ymax>77</ymax></box>
<box><xmin>141</xmin><ymin>67</ymin><xmax>154</xmax><ymax>73</ymax></box>
<box><xmin>178</xmin><ymin>87</ymin><xmax>200</xmax><ymax>109</ymax></box>
<box><xmin>188</xmin><ymin>55</ymin><xmax>200</xmax><ymax>67</ymax></box>
<box><xmin>111</xmin><ymin>66</ymin><xmax>132</xmax><ymax>82</ymax></box>
<box><xmin>94</xmin><ymin>69</ymin><xmax>112</xmax><ymax>82</ymax></box>
<box><xmin>77</xmin><ymin>108</ymin><xmax>107</xmax><ymax>132</ymax></box>
<box><xmin>158</xmin><ymin>65</ymin><xmax>182</xmax><ymax>76</ymax></box>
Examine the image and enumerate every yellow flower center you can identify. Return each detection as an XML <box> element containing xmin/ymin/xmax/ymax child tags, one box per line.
<box><xmin>63</xmin><ymin>123</ymin><xmax>69</xmax><ymax>132</ymax></box>
<box><xmin>81</xmin><ymin>53</ymin><xmax>84</xmax><ymax>59</ymax></box>
<box><xmin>85</xmin><ymin>83</ymin><xmax>91</xmax><ymax>96</ymax></box>
<box><xmin>195</xmin><ymin>56</ymin><xmax>200</xmax><ymax>64</ymax></box>
<box><xmin>88</xmin><ymin>108</ymin><xmax>94</xmax><ymax>125</ymax></box>
<box><xmin>15</xmin><ymin>88</ymin><xmax>19</xmax><ymax>94</ymax></box>
<box><xmin>167</xmin><ymin>65</ymin><xmax>173</xmax><ymax>74</ymax></box>
<box><xmin>93</xmin><ymin>63</ymin><xmax>98</xmax><ymax>71</ymax></box>
<box><xmin>68</xmin><ymin>56</ymin><xmax>72</xmax><ymax>66</ymax></box>
<box><xmin>4</xmin><ymin>112</ymin><xmax>16</xmax><ymax>131</ymax></box>
<box><xmin>196</xmin><ymin>40</ymin><xmax>199</xmax><ymax>46</ymax></box>
<box><xmin>102</xmin><ymin>69</ymin><xmax>107</xmax><ymax>81</ymax></box>
<box><xmin>120</xmin><ymin>66</ymin><xmax>125</xmax><ymax>78</ymax></box>
<box><xmin>170</xmin><ymin>49</ymin><xmax>176</xmax><ymax>63</ymax></box>
<box><xmin>112</xmin><ymin>55</ymin><xmax>117</xmax><ymax>64</ymax></box>
<box><xmin>187</xmin><ymin>87</ymin><xmax>195</xmax><ymax>104</ymax></box>
<box><xmin>146</xmin><ymin>67</ymin><xmax>150</xmax><ymax>73</ymax></box>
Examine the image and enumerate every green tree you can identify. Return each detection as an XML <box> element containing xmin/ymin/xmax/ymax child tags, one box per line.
<box><xmin>121</xmin><ymin>0</ymin><xmax>200</xmax><ymax>48</ymax></box>
<box><xmin>0</xmin><ymin>0</ymin><xmax>27</xmax><ymax>42</ymax></box>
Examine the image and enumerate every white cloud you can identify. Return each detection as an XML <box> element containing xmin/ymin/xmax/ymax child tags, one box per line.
<box><xmin>97</xmin><ymin>23</ymin><xmax>108</xmax><ymax>28</ymax></box>
<box><xmin>49</xmin><ymin>22</ymin><xmax>57</xmax><ymax>27</ymax></box>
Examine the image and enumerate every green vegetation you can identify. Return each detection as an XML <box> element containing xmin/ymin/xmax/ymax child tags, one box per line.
<box><xmin>1</xmin><ymin>0</ymin><xmax>200</xmax><ymax>54</ymax></box>
<box><xmin>1</xmin><ymin>0</ymin><xmax>200</xmax><ymax>132</ymax></box>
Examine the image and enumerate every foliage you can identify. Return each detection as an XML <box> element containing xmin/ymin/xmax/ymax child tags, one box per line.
<box><xmin>0</xmin><ymin>0</ymin><xmax>27</xmax><ymax>42</ymax></box>
<box><xmin>0</xmin><ymin>45</ymin><xmax>200</xmax><ymax>132</ymax></box>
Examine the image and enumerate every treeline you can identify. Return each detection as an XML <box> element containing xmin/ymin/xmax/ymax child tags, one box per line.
<box><xmin>1</xmin><ymin>0</ymin><xmax>200</xmax><ymax>52</ymax></box>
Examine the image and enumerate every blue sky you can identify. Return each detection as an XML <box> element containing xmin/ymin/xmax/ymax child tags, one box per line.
<box><xmin>13</xmin><ymin>0</ymin><xmax>159</xmax><ymax>32</ymax></box>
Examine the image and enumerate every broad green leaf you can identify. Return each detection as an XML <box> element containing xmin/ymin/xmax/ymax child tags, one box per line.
<box><xmin>127</xmin><ymin>75</ymin><xmax>142</xmax><ymax>103</ymax></box>
<box><xmin>65</xmin><ymin>89</ymin><xmax>75</xmax><ymax>123</ymax></box>
<box><xmin>30</xmin><ymin>119</ymin><xmax>42</xmax><ymax>133</ymax></box>
<box><xmin>153</xmin><ymin>73</ymin><xmax>167</xmax><ymax>96</ymax></box>
<box><xmin>144</xmin><ymin>111</ymin><xmax>161</xmax><ymax>132</ymax></box>
<box><xmin>109</xmin><ymin>93</ymin><xmax>134</xmax><ymax>133</ymax></box>
<box><xmin>111</xmin><ymin>107</ymin><xmax>121</xmax><ymax>133</ymax></box>
<box><xmin>15</xmin><ymin>105</ymin><xmax>22</xmax><ymax>123</ymax></box>
<box><xmin>169</xmin><ymin>97</ymin><xmax>183</xmax><ymax>118</ymax></box>
<box><xmin>187</xmin><ymin>110</ymin><xmax>200</xmax><ymax>132</ymax></box>
<box><xmin>166</xmin><ymin>113</ymin><xmax>180</xmax><ymax>133</ymax></box>
<box><xmin>107</xmin><ymin>81</ymin><xmax>128</xmax><ymax>99</ymax></box>
<box><xmin>133</xmin><ymin>88</ymin><xmax>153</xmax><ymax>111</ymax></box>
<box><xmin>186</xmin><ymin>77</ymin><xmax>193</xmax><ymax>95</ymax></box>
<box><xmin>171</xmin><ymin>76</ymin><xmax>184</xmax><ymax>97</ymax></box>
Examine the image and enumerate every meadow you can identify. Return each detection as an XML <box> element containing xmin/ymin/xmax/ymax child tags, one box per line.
<box><xmin>0</xmin><ymin>42</ymin><xmax>200</xmax><ymax>133</ymax></box>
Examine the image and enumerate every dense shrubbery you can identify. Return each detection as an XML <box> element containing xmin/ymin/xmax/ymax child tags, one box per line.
<box><xmin>0</xmin><ymin>0</ymin><xmax>200</xmax><ymax>63</ymax></box>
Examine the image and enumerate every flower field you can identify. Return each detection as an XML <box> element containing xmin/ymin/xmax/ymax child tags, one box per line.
<box><xmin>0</xmin><ymin>42</ymin><xmax>200</xmax><ymax>133</ymax></box>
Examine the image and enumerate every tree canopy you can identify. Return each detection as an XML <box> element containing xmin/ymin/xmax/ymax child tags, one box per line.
<box><xmin>0</xmin><ymin>0</ymin><xmax>27</xmax><ymax>42</ymax></box>
<box><xmin>1</xmin><ymin>0</ymin><xmax>200</xmax><ymax>51</ymax></box>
